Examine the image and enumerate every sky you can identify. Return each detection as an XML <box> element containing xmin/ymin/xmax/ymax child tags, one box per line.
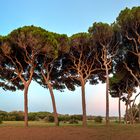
<box><xmin>0</xmin><ymin>0</ymin><xmax>140</xmax><ymax>116</ymax></box>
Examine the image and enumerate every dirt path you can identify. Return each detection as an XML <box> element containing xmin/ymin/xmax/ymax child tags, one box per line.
<box><xmin>0</xmin><ymin>126</ymin><xmax>139</xmax><ymax>140</ymax></box>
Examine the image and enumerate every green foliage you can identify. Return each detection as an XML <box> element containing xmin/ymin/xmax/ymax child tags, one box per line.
<box><xmin>88</xmin><ymin>22</ymin><xmax>114</xmax><ymax>43</ymax></box>
<box><xmin>0</xmin><ymin>118</ymin><xmax>2</xmax><ymax>124</ymax></box>
<box><xmin>0</xmin><ymin>111</ymin><xmax>54</xmax><ymax>121</ymax></box>
<box><xmin>44</xmin><ymin>115</ymin><xmax>54</xmax><ymax>123</ymax></box>
<box><xmin>58</xmin><ymin>115</ymin><xmax>82</xmax><ymax>122</ymax></box>
<box><xmin>8</xmin><ymin>25</ymin><xmax>60</xmax><ymax>58</ymax></box>
<box><xmin>0</xmin><ymin>111</ymin><xmax>24</xmax><ymax>121</ymax></box>
<box><xmin>69</xmin><ymin>119</ymin><xmax>79</xmax><ymax>124</ymax></box>
<box><xmin>117</xmin><ymin>7</ymin><xmax>140</xmax><ymax>28</ymax></box>
<box><xmin>94</xmin><ymin>116</ymin><xmax>103</xmax><ymax>123</ymax></box>
<box><xmin>58</xmin><ymin>115</ymin><xmax>71</xmax><ymax>122</ymax></box>
<box><xmin>70</xmin><ymin>32</ymin><xmax>89</xmax><ymax>43</ymax></box>
<box><xmin>8</xmin><ymin>111</ymin><xmax>24</xmax><ymax>121</ymax></box>
<box><xmin>28</xmin><ymin>112</ymin><xmax>51</xmax><ymax>120</ymax></box>
<box><xmin>109</xmin><ymin>70</ymin><xmax>127</xmax><ymax>88</ymax></box>
<box><xmin>70</xmin><ymin>115</ymin><xmax>82</xmax><ymax>121</ymax></box>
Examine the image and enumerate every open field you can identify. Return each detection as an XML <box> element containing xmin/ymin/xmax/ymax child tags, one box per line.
<box><xmin>0</xmin><ymin>121</ymin><xmax>140</xmax><ymax>140</ymax></box>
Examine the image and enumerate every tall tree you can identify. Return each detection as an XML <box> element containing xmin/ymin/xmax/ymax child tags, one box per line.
<box><xmin>88</xmin><ymin>22</ymin><xmax>119</xmax><ymax>125</ymax></box>
<box><xmin>110</xmin><ymin>65</ymin><xmax>137</xmax><ymax>124</ymax></box>
<box><xmin>116</xmin><ymin>7</ymin><xmax>140</xmax><ymax>87</ymax></box>
<box><xmin>109</xmin><ymin>66</ymin><xmax>134</xmax><ymax>123</ymax></box>
<box><xmin>0</xmin><ymin>26</ymin><xmax>50</xmax><ymax>127</ymax></box>
<box><xmin>34</xmin><ymin>33</ymin><xmax>69</xmax><ymax>126</ymax></box>
<box><xmin>110</xmin><ymin>81</ymin><xmax>122</xmax><ymax>123</ymax></box>
<box><xmin>63</xmin><ymin>33</ymin><xmax>100</xmax><ymax>127</ymax></box>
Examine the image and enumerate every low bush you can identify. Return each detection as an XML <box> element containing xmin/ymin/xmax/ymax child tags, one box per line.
<box><xmin>69</xmin><ymin>119</ymin><xmax>78</xmax><ymax>124</ymax></box>
<box><xmin>0</xmin><ymin>119</ymin><xmax>3</xmax><ymax>124</ymax></box>
<box><xmin>44</xmin><ymin>115</ymin><xmax>54</xmax><ymax>122</ymax></box>
<box><xmin>94</xmin><ymin>116</ymin><xmax>103</xmax><ymax>123</ymax></box>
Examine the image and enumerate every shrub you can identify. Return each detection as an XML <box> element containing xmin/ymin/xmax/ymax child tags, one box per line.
<box><xmin>8</xmin><ymin>111</ymin><xmax>24</xmax><ymax>121</ymax></box>
<box><xmin>69</xmin><ymin>119</ymin><xmax>78</xmax><ymax>124</ymax></box>
<box><xmin>7</xmin><ymin>115</ymin><xmax>16</xmax><ymax>121</ymax></box>
<box><xmin>70</xmin><ymin>115</ymin><xmax>82</xmax><ymax>121</ymax></box>
<box><xmin>58</xmin><ymin>115</ymin><xmax>71</xmax><ymax>122</ymax></box>
<box><xmin>0</xmin><ymin>118</ymin><xmax>3</xmax><ymax>124</ymax></box>
<box><xmin>94</xmin><ymin>116</ymin><xmax>103</xmax><ymax>123</ymax></box>
<box><xmin>44</xmin><ymin>115</ymin><xmax>54</xmax><ymax>122</ymax></box>
<box><xmin>28</xmin><ymin>113</ymin><xmax>36</xmax><ymax>121</ymax></box>
<box><xmin>48</xmin><ymin>115</ymin><xmax>54</xmax><ymax>122</ymax></box>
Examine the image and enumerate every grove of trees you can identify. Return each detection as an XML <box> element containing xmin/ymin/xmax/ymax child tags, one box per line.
<box><xmin>0</xmin><ymin>6</ymin><xmax>140</xmax><ymax>127</ymax></box>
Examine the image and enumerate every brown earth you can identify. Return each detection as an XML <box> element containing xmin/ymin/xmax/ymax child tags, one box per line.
<box><xmin>0</xmin><ymin>126</ymin><xmax>139</xmax><ymax>140</ymax></box>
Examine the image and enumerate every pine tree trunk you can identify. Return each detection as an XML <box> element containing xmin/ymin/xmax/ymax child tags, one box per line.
<box><xmin>129</xmin><ymin>104</ymin><xmax>134</xmax><ymax>124</ymax></box>
<box><xmin>138</xmin><ymin>104</ymin><xmax>140</xmax><ymax>123</ymax></box>
<box><xmin>118</xmin><ymin>93</ymin><xmax>121</xmax><ymax>123</ymax></box>
<box><xmin>48</xmin><ymin>83</ymin><xmax>59</xmax><ymax>126</ymax></box>
<box><xmin>125</xmin><ymin>104</ymin><xmax>128</xmax><ymax>123</ymax></box>
<box><xmin>24</xmin><ymin>85</ymin><xmax>29</xmax><ymax>127</ymax></box>
<box><xmin>81</xmin><ymin>80</ymin><xmax>87</xmax><ymax>127</ymax></box>
<box><xmin>105</xmin><ymin>65</ymin><xmax>109</xmax><ymax>125</ymax></box>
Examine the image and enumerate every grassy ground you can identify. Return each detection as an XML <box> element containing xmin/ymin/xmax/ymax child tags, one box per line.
<box><xmin>0</xmin><ymin>120</ymin><xmax>109</xmax><ymax>127</ymax></box>
<box><xmin>1</xmin><ymin>120</ymin><xmax>140</xmax><ymax>128</ymax></box>
<box><xmin>0</xmin><ymin>120</ymin><xmax>95</xmax><ymax>127</ymax></box>
<box><xmin>0</xmin><ymin>121</ymin><xmax>140</xmax><ymax>140</ymax></box>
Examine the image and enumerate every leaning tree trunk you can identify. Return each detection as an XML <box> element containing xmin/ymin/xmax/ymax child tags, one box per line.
<box><xmin>47</xmin><ymin>83</ymin><xmax>59</xmax><ymax>126</ymax></box>
<box><xmin>24</xmin><ymin>85</ymin><xmax>29</xmax><ymax>127</ymax></box>
<box><xmin>105</xmin><ymin>65</ymin><xmax>109</xmax><ymax>125</ymax></box>
<box><xmin>118</xmin><ymin>92</ymin><xmax>121</xmax><ymax>123</ymax></box>
<box><xmin>81</xmin><ymin>79</ymin><xmax>87</xmax><ymax>127</ymax></box>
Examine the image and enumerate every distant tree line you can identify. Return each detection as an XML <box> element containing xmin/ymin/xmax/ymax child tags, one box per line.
<box><xmin>0</xmin><ymin>110</ymin><xmax>83</xmax><ymax>122</ymax></box>
<box><xmin>0</xmin><ymin>6</ymin><xmax>140</xmax><ymax>127</ymax></box>
<box><xmin>0</xmin><ymin>111</ymin><xmax>50</xmax><ymax>121</ymax></box>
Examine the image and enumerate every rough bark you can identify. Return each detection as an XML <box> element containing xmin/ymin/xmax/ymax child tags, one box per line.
<box><xmin>22</xmin><ymin>67</ymin><xmax>34</xmax><ymax>127</ymax></box>
<box><xmin>125</xmin><ymin>104</ymin><xmax>128</xmax><ymax>123</ymax></box>
<box><xmin>105</xmin><ymin>65</ymin><xmax>109</xmax><ymax>125</ymax></box>
<box><xmin>81</xmin><ymin>79</ymin><xmax>87</xmax><ymax>127</ymax></box>
<box><xmin>41</xmin><ymin>67</ymin><xmax>59</xmax><ymax>126</ymax></box>
<box><xmin>139</xmin><ymin>106</ymin><xmax>140</xmax><ymax>123</ymax></box>
<box><xmin>129</xmin><ymin>104</ymin><xmax>134</xmax><ymax>124</ymax></box>
<box><xmin>24</xmin><ymin>85</ymin><xmax>29</xmax><ymax>127</ymax></box>
<box><xmin>118</xmin><ymin>93</ymin><xmax>121</xmax><ymax>123</ymax></box>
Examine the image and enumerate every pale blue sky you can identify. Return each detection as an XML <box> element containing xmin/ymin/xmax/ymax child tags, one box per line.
<box><xmin>0</xmin><ymin>0</ymin><xmax>140</xmax><ymax>116</ymax></box>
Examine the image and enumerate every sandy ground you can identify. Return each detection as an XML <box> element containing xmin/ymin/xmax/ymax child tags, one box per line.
<box><xmin>0</xmin><ymin>126</ymin><xmax>140</xmax><ymax>140</ymax></box>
